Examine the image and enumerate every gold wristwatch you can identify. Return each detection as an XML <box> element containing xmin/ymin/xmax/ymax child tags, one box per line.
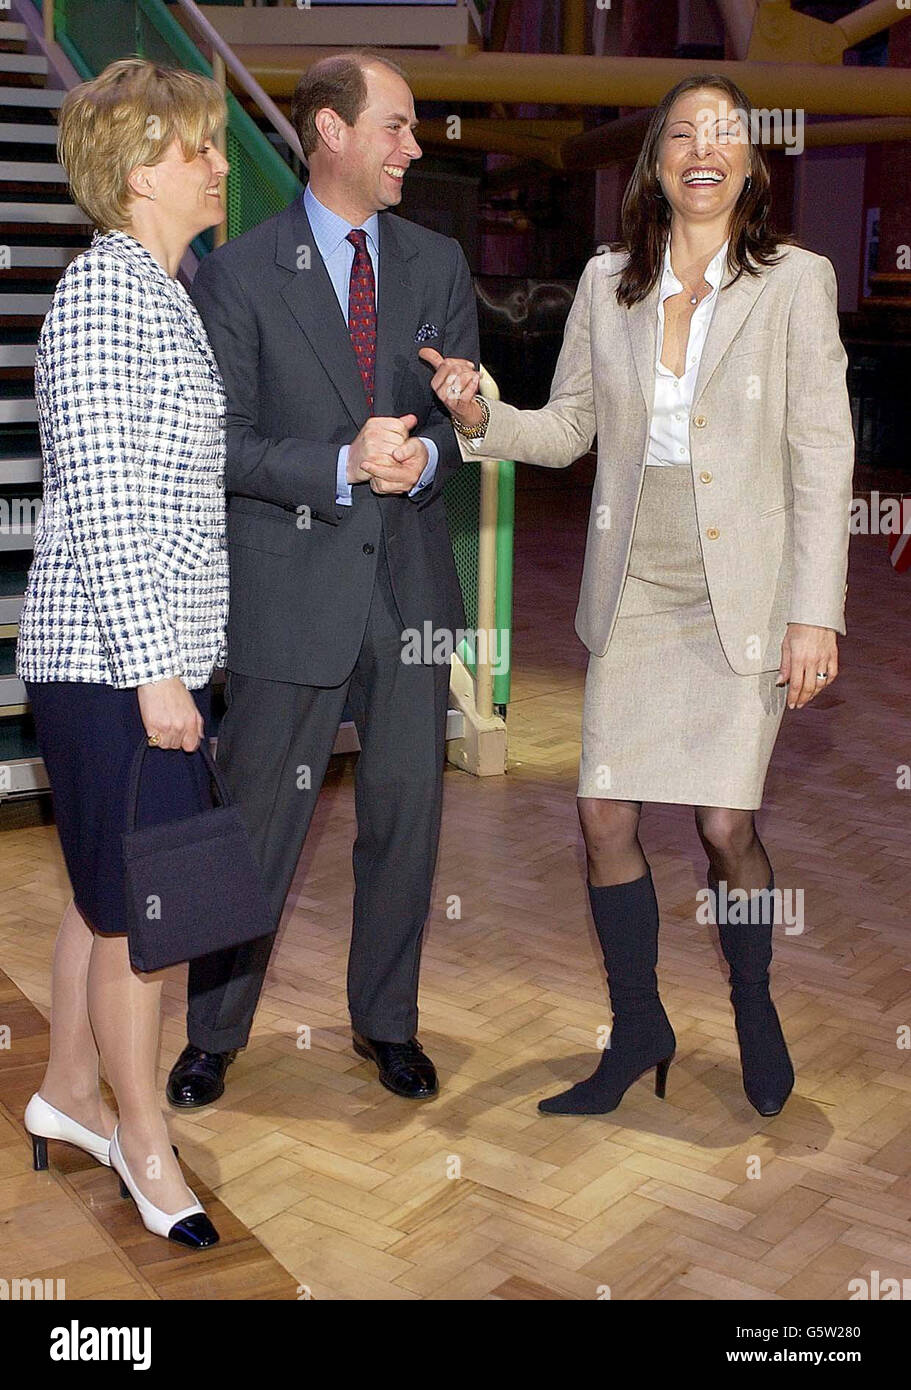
<box><xmin>452</xmin><ymin>395</ymin><xmax>490</xmax><ymax>440</ymax></box>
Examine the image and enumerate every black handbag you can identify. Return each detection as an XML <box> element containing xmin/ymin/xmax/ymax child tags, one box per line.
<box><xmin>121</xmin><ymin>736</ymin><xmax>274</xmax><ymax>972</ymax></box>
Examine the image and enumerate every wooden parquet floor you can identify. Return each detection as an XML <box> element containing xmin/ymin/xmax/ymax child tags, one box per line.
<box><xmin>1</xmin><ymin>466</ymin><xmax>909</xmax><ymax>1300</ymax></box>
<box><xmin>0</xmin><ymin>970</ymin><xmax>299</xmax><ymax>1299</ymax></box>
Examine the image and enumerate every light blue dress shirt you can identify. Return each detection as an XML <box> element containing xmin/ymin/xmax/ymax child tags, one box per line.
<box><xmin>302</xmin><ymin>184</ymin><xmax>438</xmax><ymax>506</ymax></box>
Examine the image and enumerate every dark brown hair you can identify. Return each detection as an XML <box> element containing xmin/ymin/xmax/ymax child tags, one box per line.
<box><xmin>291</xmin><ymin>49</ymin><xmax>408</xmax><ymax>158</ymax></box>
<box><xmin>617</xmin><ymin>73</ymin><xmax>788</xmax><ymax>307</ymax></box>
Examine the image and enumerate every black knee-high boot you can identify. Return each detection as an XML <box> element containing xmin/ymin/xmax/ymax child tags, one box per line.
<box><xmin>708</xmin><ymin>871</ymin><xmax>794</xmax><ymax>1117</ymax></box>
<box><xmin>539</xmin><ymin>869</ymin><xmax>676</xmax><ymax>1116</ymax></box>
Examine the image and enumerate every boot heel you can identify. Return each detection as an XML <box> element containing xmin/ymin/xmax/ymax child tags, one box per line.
<box><xmin>654</xmin><ymin>1054</ymin><xmax>673</xmax><ymax>1099</ymax></box>
<box><xmin>538</xmin><ymin>871</ymin><xmax>675</xmax><ymax>1118</ymax></box>
<box><xmin>30</xmin><ymin>1133</ymin><xmax>48</xmax><ymax>1171</ymax></box>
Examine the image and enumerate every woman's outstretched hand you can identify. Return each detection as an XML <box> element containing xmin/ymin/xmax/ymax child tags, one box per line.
<box><xmin>418</xmin><ymin>347</ymin><xmax>485</xmax><ymax>430</ymax></box>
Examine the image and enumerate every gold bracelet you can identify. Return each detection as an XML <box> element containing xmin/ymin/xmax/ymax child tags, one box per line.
<box><xmin>452</xmin><ymin>396</ymin><xmax>490</xmax><ymax>440</ymax></box>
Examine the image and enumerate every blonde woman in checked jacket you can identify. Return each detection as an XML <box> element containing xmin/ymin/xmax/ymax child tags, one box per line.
<box><xmin>16</xmin><ymin>60</ymin><xmax>229</xmax><ymax>1249</ymax></box>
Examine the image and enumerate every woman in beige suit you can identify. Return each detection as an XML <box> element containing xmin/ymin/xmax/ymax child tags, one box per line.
<box><xmin>420</xmin><ymin>74</ymin><xmax>854</xmax><ymax>1118</ymax></box>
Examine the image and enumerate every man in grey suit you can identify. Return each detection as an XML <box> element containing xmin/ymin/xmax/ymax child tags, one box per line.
<box><xmin>167</xmin><ymin>50</ymin><xmax>479</xmax><ymax>1105</ymax></box>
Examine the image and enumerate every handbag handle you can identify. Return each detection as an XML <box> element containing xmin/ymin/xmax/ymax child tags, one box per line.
<box><xmin>124</xmin><ymin>735</ymin><xmax>230</xmax><ymax>833</ymax></box>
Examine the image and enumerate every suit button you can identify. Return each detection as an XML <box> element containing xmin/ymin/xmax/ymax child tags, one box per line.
<box><xmin>706</xmin><ymin>526</ymin><xmax>720</xmax><ymax>540</ymax></box>
<box><xmin>363</xmin><ymin>543</ymin><xmax>375</xmax><ymax>555</ymax></box>
<box><xmin>699</xmin><ymin>470</ymin><xmax>712</xmax><ymax>484</ymax></box>
<box><xmin>694</xmin><ymin>415</ymin><xmax>707</xmax><ymax>428</ymax></box>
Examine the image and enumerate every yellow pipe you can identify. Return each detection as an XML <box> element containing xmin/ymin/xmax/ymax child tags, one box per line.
<box><xmin>239</xmin><ymin>48</ymin><xmax>911</xmax><ymax>117</ymax></box>
<box><xmin>414</xmin><ymin>118</ymin><xmax>575</xmax><ymax>168</ymax></box>
<box><xmin>562</xmin><ymin>0</ymin><xmax>587</xmax><ymax>57</ymax></box>
<box><xmin>748</xmin><ymin>0</ymin><xmax>910</xmax><ymax>63</ymax></box>
<box><xmin>446</xmin><ymin>119</ymin><xmax>588</xmax><ymax>136</ymax></box>
<box><xmin>801</xmin><ymin>117</ymin><xmax>911</xmax><ymax>148</ymax></box>
<box><xmin>747</xmin><ymin>1</ymin><xmax>842</xmax><ymax>65</ymax></box>
<box><xmin>474</xmin><ymin>365</ymin><xmax>502</xmax><ymax>725</ymax></box>
<box><xmin>408</xmin><ymin>114</ymin><xmax>911</xmax><ymax>171</ymax></box>
<box><xmin>558</xmin><ymin>110</ymin><xmax>658</xmax><ymax>171</ymax></box>
<box><xmin>835</xmin><ymin>0</ymin><xmax>908</xmax><ymax>50</ymax></box>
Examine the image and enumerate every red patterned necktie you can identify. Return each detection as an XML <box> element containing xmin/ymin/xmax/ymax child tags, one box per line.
<box><xmin>346</xmin><ymin>228</ymin><xmax>376</xmax><ymax>413</ymax></box>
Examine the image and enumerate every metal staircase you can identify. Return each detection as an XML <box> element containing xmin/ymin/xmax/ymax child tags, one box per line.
<box><xmin>0</xmin><ymin>16</ymin><xmax>91</xmax><ymax>795</ymax></box>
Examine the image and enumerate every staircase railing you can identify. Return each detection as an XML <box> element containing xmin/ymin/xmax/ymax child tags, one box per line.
<box><xmin>39</xmin><ymin>0</ymin><xmax>301</xmax><ymax>244</ymax></box>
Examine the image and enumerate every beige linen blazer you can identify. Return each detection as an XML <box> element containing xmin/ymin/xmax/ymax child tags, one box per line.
<box><xmin>459</xmin><ymin>245</ymin><xmax>854</xmax><ymax>675</ymax></box>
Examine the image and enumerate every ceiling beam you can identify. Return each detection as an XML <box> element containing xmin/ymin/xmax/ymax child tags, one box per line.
<box><xmin>240</xmin><ymin>47</ymin><xmax>911</xmax><ymax>117</ymax></box>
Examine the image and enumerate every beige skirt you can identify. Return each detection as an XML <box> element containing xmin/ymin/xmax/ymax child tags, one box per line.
<box><xmin>577</xmin><ymin>466</ymin><xmax>787</xmax><ymax>810</ymax></box>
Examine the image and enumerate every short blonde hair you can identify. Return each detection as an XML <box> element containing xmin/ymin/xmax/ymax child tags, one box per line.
<box><xmin>57</xmin><ymin>57</ymin><xmax>226</xmax><ymax>230</ymax></box>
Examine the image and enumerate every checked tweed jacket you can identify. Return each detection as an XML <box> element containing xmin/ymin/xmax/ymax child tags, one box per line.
<box><xmin>17</xmin><ymin>230</ymin><xmax>229</xmax><ymax>691</ymax></box>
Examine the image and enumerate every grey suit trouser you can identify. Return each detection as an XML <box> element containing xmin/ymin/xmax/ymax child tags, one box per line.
<box><xmin>185</xmin><ymin>540</ymin><xmax>452</xmax><ymax>1050</ymax></box>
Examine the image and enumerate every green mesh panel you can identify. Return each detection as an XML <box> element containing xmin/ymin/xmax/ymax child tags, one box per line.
<box><xmin>47</xmin><ymin>0</ymin><xmax>512</xmax><ymax>704</ymax></box>
<box><xmin>136</xmin><ymin>8</ymin><xmax>189</xmax><ymax>67</ymax></box>
<box><xmin>54</xmin><ymin>0</ymin><xmax>138</xmax><ymax>75</ymax></box>
<box><xmin>443</xmin><ymin>462</ymin><xmax>480</xmax><ymax>634</ymax></box>
<box><xmin>225</xmin><ymin>125</ymin><xmax>291</xmax><ymax>239</ymax></box>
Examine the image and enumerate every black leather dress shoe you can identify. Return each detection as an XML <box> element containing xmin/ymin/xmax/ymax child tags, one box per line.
<box><xmin>167</xmin><ymin>1045</ymin><xmax>237</xmax><ymax>1109</ymax></box>
<box><xmin>352</xmin><ymin>1032</ymin><xmax>439</xmax><ymax>1100</ymax></box>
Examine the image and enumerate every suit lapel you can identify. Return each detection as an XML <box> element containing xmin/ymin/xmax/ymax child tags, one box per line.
<box><xmin>276</xmin><ymin>200</ymin><xmax>370</xmax><ymax>426</ymax></box>
<box><xmin>693</xmin><ymin>263</ymin><xmax>768</xmax><ymax>405</ymax></box>
<box><xmin>624</xmin><ymin>279</ymin><xmax>661</xmax><ymax>412</ymax></box>
<box><xmin>374</xmin><ymin>213</ymin><xmax>419</xmax><ymax>417</ymax></box>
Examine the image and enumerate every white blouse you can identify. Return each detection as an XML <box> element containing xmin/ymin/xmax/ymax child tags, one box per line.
<box><xmin>646</xmin><ymin>239</ymin><xmax>729</xmax><ymax>467</ymax></box>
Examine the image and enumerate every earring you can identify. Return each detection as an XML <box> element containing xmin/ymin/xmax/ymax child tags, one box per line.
<box><xmin>743</xmin><ymin>174</ymin><xmax>752</xmax><ymax>191</ymax></box>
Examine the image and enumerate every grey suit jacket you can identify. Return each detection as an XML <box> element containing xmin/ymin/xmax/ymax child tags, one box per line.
<box><xmin>191</xmin><ymin>197</ymin><xmax>479</xmax><ymax>687</ymax></box>
<box><xmin>460</xmin><ymin>244</ymin><xmax>854</xmax><ymax>675</ymax></box>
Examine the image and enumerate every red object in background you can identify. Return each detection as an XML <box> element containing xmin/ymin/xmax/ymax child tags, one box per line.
<box><xmin>887</xmin><ymin>498</ymin><xmax>911</xmax><ymax>573</ymax></box>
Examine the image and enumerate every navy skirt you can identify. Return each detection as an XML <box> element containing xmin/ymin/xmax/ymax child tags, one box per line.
<box><xmin>25</xmin><ymin>681</ymin><xmax>214</xmax><ymax>936</ymax></box>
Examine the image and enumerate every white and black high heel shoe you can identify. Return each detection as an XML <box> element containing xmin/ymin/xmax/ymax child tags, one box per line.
<box><xmin>24</xmin><ymin>1093</ymin><xmax>113</xmax><ymax>1170</ymax></box>
<box><xmin>109</xmin><ymin>1126</ymin><xmax>219</xmax><ymax>1249</ymax></box>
